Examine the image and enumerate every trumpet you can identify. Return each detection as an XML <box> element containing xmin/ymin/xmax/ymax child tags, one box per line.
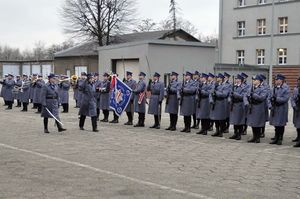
<box><xmin>71</xmin><ymin>75</ymin><xmax>78</xmax><ymax>82</ymax></box>
<box><xmin>58</xmin><ymin>78</ymin><xmax>71</xmax><ymax>82</ymax></box>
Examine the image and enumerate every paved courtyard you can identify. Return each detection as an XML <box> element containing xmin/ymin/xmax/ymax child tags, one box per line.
<box><xmin>0</xmin><ymin>99</ymin><xmax>299</xmax><ymax>199</ymax></box>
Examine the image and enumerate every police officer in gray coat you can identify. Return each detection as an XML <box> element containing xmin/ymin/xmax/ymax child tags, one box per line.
<box><xmin>260</xmin><ymin>74</ymin><xmax>270</xmax><ymax>138</ymax></box>
<box><xmin>99</xmin><ymin>73</ymin><xmax>111</xmax><ymax>122</ymax></box>
<box><xmin>291</xmin><ymin>77</ymin><xmax>300</xmax><ymax>147</ymax></box>
<box><xmin>228</xmin><ymin>74</ymin><xmax>247</xmax><ymax>140</ymax></box>
<box><xmin>192</xmin><ymin>71</ymin><xmax>201</xmax><ymax>129</ymax></box>
<box><xmin>0</xmin><ymin>74</ymin><xmax>15</xmax><ymax>110</ymax></box>
<box><xmin>76</xmin><ymin>72</ymin><xmax>87</xmax><ymax>108</ymax></box>
<box><xmin>210</xmin><ymin>73</ymin><xmax>230</xmax><ymax>137</ymax></box>
<box><xmin>133</xmin><ymin>72</ymin><xmax>147</xmax><ymax>127</ymax></box>
<box><xmin>223</xmin><ymin>72</ymin><xmax>232</xmax><ymax>133</ymax></box>
<box><xmin>245</xmin><ymin>75</ymin><xmax>268</xmax><ymax>143</ymax></box>
<box><xmin>269</xmin><ymin>74</ymin><xmax>289</xmax><ymax>145</ymax></box>
<box><xmin>94</xmin><ymin>73</ymin><xmax>102</xmax><ymax>120</ymax></box>
<box><xmin>20</xmin><ymin>74</ymin><xmax>31</xmax><ymax>112</ymax></box>
<box><xmin>41</xmin><ymin>74</ymin><xmax>66</xmax><ymax>133</ymax></box>
<box><xmin>241</xmin><ymin>72</ymin><xmax>250</xmax><ymax>135</ymax></box>
<box><xmin>180</xmin><ymin>71</ymin><xmax>197</xmax><ymax>133</ymax></box>
<box><xmin>165</xmin><ymin>72</ymin><xmax>181</xmax><ymax>131</ymax></box>
<box><xmin>33</xmin><ymin>75</ymin><xmax>45</xmax><ymax>113</ymax></box>
<box><xmin>30</xmin><ymin>74</ymin><xmax>38</xmax><ymax>108</ymax></box>
<box><xmin>78</xmin><ymin>73</ymin><xmax>98</xmax><ymax>132</ymax></box>
<box><xmin>124</xmin><ymin>71</ymin><xmax>136</xmax><ymax>125</ymax></box>
<box><xmin>58</xmin><ymin>75</ymin><xmax>71</xmax><ymax>113</ymax></box>
<box><xmin>15</xmin><ymin>75</ymin><xmax>22</xmax><ymax>107</ymax></box>
<box><xmin>196</xmin><ymin>73</ymin><xmax>213</xmax><ymax>135</ymax></box>
<box><xmin>0</xmin><ymin>74</ymin><xmax>8</xmax><ymax>106</ymax></box>
<box><xmin>148</xmin><ymin>72</ymin><xmax>165</xmax><ymax>129</ymax></box>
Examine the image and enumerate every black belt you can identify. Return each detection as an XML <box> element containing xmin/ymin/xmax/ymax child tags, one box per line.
<box><xmin>216</xmin><ymin>97</ymin><xmax>226</xmax><ymax>101</ymax></box>
<box><xmin>46</xmin><ymin>96</ymin><xmax>58</xmax><ymax>99</ymax></box>
<box><xmin>152</xmin><ymin>93</ymin><xmax>160</xmax><ymax>95</ymax></box>
<box><xmin>183</xmin><ymin>93</ymin><xmax>195</xmax><ymax>96</ymax></box>
<box><xmin>232</xmin><ymin>98</ymin><xmax>243</xmax><ymax>103</ymax></box>
<box><xmin>168</xmin><ymin>93</ymin><xmax>177</xmax><ymax>95</ymax></box>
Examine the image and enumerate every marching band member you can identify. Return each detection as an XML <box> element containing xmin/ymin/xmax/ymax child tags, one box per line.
<box><xmin>228</xmin><ymin>74</ymin><xmax>247</xmax><ymax>140</ymax></box>
<box><xmin>223</xmin><ymin>72</ymin><xmax>232</xmax><ymax>133</ymax></box>
<box><xmin>133</xmin><ymin>72</ymin><xmax>147</xmax><ymax>127</ymax></box>
<box><xmin>78</xmin><ymin>73</ymin><xmax>98</xmax><ymax>132</ymax></box>
<box><xmin>33</xmin><ymin>74</ymin><xmax>45</xmax><ymax>113</ymax></box>
<box><xmin>58</xmin><ymin>75</ymin><xmax>71</xmax><ymax>113</ymax></box>
<box><xmin>196</xmin><ymin>73</ymin><xmax>213</xmax><ymax>135</ymax></box>
<box><xmin>148</xmin><ymin>72</ymin><xmax>164</xmax><ymax>129</ymax></box>
<box><xmin>41</xmin><ymin>74</ymin><xmax>66</xmax><ymax>133</ymax></box>
<box><xmin>268</xmin><ymin>74</ymin><xmax>289</xmax><ymax>145</ymax></box>
<box><xmin>99</xmin><ymin>72</ymin><xmax>111</xmax><ymax>122</ymax></box>
<box><xmin>291</xmin><ymin>77</ymin><xmax>300</xmax><ymax>148</ymax></box>
<box><xmin>180</xmin><ymin>71</ymin><xmax>197</xmax><ymax>133</ymax></box>
<box><xmin>94</xmin><ymin>73</ymin><xmax>102</xmax><ymax>120</ymax></box>
<box><xmin>15</xmin><ymin>75</ymin><xmax>22</xmax><ymax>107</ymax></box>
<box><xmin>124</xmin><ymin>71</ymin><xmax>136</xmax><ymax>125</ymax></box>
<box><xmin>245</xmin><ymin>75</ymin><xmax>268</xmax><ymax>143</ymax></box>
<box><xmin>0</xmin><ymin>74</ymin><xmax>15</xmax><ymax>110</ymax></box>
<box><xmin>165</xmin><ymin>71</ymin><xmax>181</xmax><ymax>131</ymax></box>
<box><xmin>0</xmin><ymin>74</ymin><xmax>8</xmax><ymax>106</ymax></box>
<box><xmin>192</xmin><ymin>71</ymin><xmax>201</xmax><ymax>129</ymax></box>
<box><xmin>20</xmin><ymin>74</ymin><xmax>31</xmax><ymax>112</ymax></box>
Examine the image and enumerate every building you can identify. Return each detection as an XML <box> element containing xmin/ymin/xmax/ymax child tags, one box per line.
<box><xmin>218</xmin><ymin>0</ymin><xmax>300</xmax><ymax>85</ymax></box>
<box><xmin>54</xmin><ymin>29</ymin><xmax>217</xmax><ymax>80</ymax></box>
<box><xmin>0</xmin><ymin>60</ymin><xmax>54</xmax><ymax>78</ymax></box>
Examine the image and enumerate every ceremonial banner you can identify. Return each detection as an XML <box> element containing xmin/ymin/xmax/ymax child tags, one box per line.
<box><xmin>109</xmin><ymin>75</ymin><xmax>133</xmax><ymax>116</ymax></box>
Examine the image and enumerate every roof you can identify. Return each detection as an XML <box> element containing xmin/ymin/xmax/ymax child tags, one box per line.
<box><xmin>54</xmin><ymin>29</ymin><xmax>200</xmax><ymax>58</ymax></box>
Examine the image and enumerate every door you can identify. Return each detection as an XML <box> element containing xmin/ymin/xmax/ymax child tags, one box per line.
<box><xmin>2</xmin><ymin>64</ymin><xmax>20</xmax><ymax>77</ymax></box>
<box><xmin>32</xmin><ymin>65</ymin><xmax>41</xmax><ymax>75</ymax></box>
<box><xmin>75</xmin><ymin>66</ymin><xmax>87</xmax><ymax>77</ymax></box>
<box><xmin>22</xmin><ymin>65</ymin><xmax>31</xmax><ymax>76</ymax></box>
<box><xmin>42</xmin><ymin>64</ymin><xmax>52</xmax><ymax>78</ymax></box>
<box><xmin>116</xmin><ymin>59</ymin><xmax>139</xmax><ymax>81</ymax></box>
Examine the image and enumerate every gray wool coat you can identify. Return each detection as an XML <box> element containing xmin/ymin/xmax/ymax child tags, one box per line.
<box><xmin>165</xmin><ymin>80</ymin><xmax>181</xmax><ymax>115</ymax></box>
<box><xmin>19</xmin><ymin>80</ymin><xmax>31</xmax><ymax>103</ymax></box>
<box><xmin>180</xmin><ymin>80</ymin><xmax>197</xmax><ymax>116</ymax></box>
<box><xmin>124</xmin><ymin>79</ymin><xmax>136</xmax><ymax>113</ymax></box>
<box><xmin>268</xmin><ymin>83</ymin><xmax>289</xmax><ymax>127</ymax></box>
<box><xmin>196</xmin><ymin>81</ymin><xmax>213</xmax><ymax>119</ymax></box>
<box><xmin>229</xmin><ymin>84</ymin><xmax>247</xmax><ymax>125</ymax></box>
<box><xmin>148</xmin><ymin>81</ymin><xmax>165</xmax><ymax>115</ymax></box>
<box><xmin>291</xmin><ymin>86</ymin><xmax>300</xmax><ymax>128</ymax></box>
<box><xmin>58</xmin><ymin>82</ymin><xmax>70</xmax><ymax>104</ymax></box>
<box><xmin>133</xmin><ymin>79</ymin><xmax>146</xmax><ymax>113</ymax></box>
<box><xmin>78</xmin><ymin>81</ymin><xmax>97</xmax><ymax>117</ymax></box>
<box><xmin>99</xmin><ymin>80</ymin><xmax>111</xmax><ymax>110</ymax></box>
<box><xmin>94</xmin><ymin>80</ymin><xmax>102</xmax><ymax>109</ymax></box>
<box><xmin>40</xmin><ymin>83</ymin><xmax>60</xmax><ymax>119</ymax></box>
<box><xmin>33</xmin><ymin>80</ymin><xmax>45</xmax><ymax>104</ymax></box>
<box><xmin>0</xmin><ymin>79</ymin><xmax>15</xmax><ymax>101</ymax></box>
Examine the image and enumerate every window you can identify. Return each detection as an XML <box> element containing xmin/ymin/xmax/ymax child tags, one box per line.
<box><xmin>237</xmin><ymin>50</ymin><xmax>245</xmax><ymax>65</ymax></box>
<box><xmin>256</xmin><ymin>49</ymin><xmax>265</xmax><ymax>65</ymax></box>
<box><xmin>237</xmin><ymin>21</ymin><xmax>246</xmax><ymax>37</ymax></box>
<box><xmin>258</xmin><ymin>0</ymin><xmax>266</xmax><ymax>4</ymax></box>
<box><xmin>238</xmin><ymin>0</ymin><xmax>246</xmax><ymax>7</ymax></box>
<box><xmin>279</xmin><ymin>17</ymin><xmax>288</xmax><ymax>34</ymax></box>
<box><xmin>278</xmin><ymin>48</ymin><xmax>287</xmax><ymax>65</ymax></box>
<box><xmin>257</xmin><ymin>19</ymin><xmax>266</xmax><ymax>35</ymax></box>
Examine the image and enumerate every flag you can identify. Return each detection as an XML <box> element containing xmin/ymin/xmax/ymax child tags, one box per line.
<box><xmin>109</xmin><ymin>75</ymin><xmax>133</xmax><ymax>116</ymax></box>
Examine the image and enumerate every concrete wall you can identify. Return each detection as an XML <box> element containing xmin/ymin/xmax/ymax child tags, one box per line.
<box><xmin>98</xmin><ymin>43</ymin><xmax>216</xmax><ymax>77</ymax></box>
<box><xmin>219</xmin><ymin>0</ymin><xmax>300</xmax><ymax>66</ymax></box>
<box><xmin>54</xmin><ymin>56</ymin><xmax>98</xmax><ymax>75</ymax></box>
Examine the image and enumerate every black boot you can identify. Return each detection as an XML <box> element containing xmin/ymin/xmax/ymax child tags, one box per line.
<box><xmin>235</xmin><ymin>126</ymin><xmax>242</xmax><ymax>140</ymax></box>
<box><xmin>181</xmin><ymin>117</ymin><xmax>187</xmax><ymax>132</ymax></box>
<box><xmin>79</xmin><ymin>115</ymin><xmax>86</xmax><ymax>130</ymax></box>
<box><xmin>56</xmin><ymin>121</ymin><xmax>66</xmax><ymax>132</ymax></box>
<box><xmin>165</xmin><ymin>114</ymin><xmax>172</xmax><ymax>130</ymax></box>
<box><xmin>191</xmin><ymin>114</ymin><xmax>197</xmax><ymax>129</ymax></box>
<box><xmin>248</xmin><ymin>128</ymin><xmax>257</xmax><ymax>143</ymax></box>
<box><xmin>261</xmin><ymin>127</ymin><xmax>265</xmax><ymax>138</ymax></box>
<box><xmin>125</xmin><ymin>112</ymin><xmax>133</xmax><ymax>125</ymax></box>
<box><xmin>92</xmin><ymin>116</ymin><xmax>99</xmax><ymax>132</ymax></box>
<box><xmin>270</xmin><ymin>129</ymin><xmax>279</xmax><ymax>144</ymax></box>
<box><xmin>170</xmin><ymin>115</ymin><xmax>177</xmax><ymax>131</ymax></box>
<box><xmin>229</xmin><ymin>127</ymin><xmax>238</xmax><ymax>139</ymax></box>
<box><xmin>185</xmin><ymin>116</ymin><xmax>191</xmax><ymax>133</ymax></box>
<box><xmin>96</xmin><ymin>108</ymin><xmax>100</xmax><ymax>121</ymax></box>
<box><xmin>277</xmin><ymin>130</ymin><xmax>284</xmax><ymax>145</ymax></box>
<box><xmin>44</xmin><ymin>118</ymin><xmax>49</xmax><ymax>133</ymax></box>
<box><xmin>242</xmin><ymin>125</ymin><xmax>248</xmax><ymax>135</ymax></box>
<box><xmin>294</xmin><ymin>141</ymin><xmax>300</xmax><ymax>147</ymax></box>
<box><xmin>101</xmin><ymin>110</ymin><xmax>109</xmax><ymax>122</ymax></box>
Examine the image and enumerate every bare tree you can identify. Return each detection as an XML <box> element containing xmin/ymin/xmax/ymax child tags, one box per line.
<box><xmin>169</xmin><ymin>0</ymin><xmax>178</xmax><ymax>35</ymax></box>
<box><xmin>61</xmin><ymin>0</ymin><xmax>136</xmax><ymax>46</ymax></box>
<box><xmin>159</xmin><ymin>17</ymin><xmax>198</xmax><ymax>36</ymax></box>
<box><xmin>199</xmin><ymin>33</ymin><xmax>218</xmax><ymax>44</ymax></box>
<box><xmin>133</xmin><ymin>18</ymin><xmax>157</xmax><ymax>32</ymax></box>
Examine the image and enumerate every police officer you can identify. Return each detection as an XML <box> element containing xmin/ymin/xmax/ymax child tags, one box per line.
<box><xmin>192</xmin><ymin>71</ymin><xmax>201</xmax><ymax>129</ymax></box>
<box><xmin>0</xmin><ymin>74</ymin><xmax>8</xmax><ymax>106</ymax></box>
<box><xmin>246</xmin><ymin>75</ymin><xmax>268</xmax><ymax>143</ymax></box>
<box><xmin>20</xmin><ymin>74</ymin><xmax>31</xmax><ymax>112</ymax></box>
<box><xmin>196</xmin><ymin>73</ymin><xmax>213</xmax><ymax>135</ymax></box>
<box><xmin>210</xmin><ymin>73</ymin><xmax>230</xmax><ymax>137</ymax></box>
<box><xmin>33</xmin><ymin>75</ymin><xmax>45</xmax><ymax>113</ymax></box>
<box><xmin>0</xmin><ymin>74</ymin><xmax>15</xmax><ymax>110</ymax></box>
<box><xmin>110</xmin><ymin>73</ymin><xmax>120</xmax><ymax>124</ymax></box>
<box><xmin>94</xmin><ymin>73</ymin><xmax>102</xmax><ymax>120</ymax></box>
<box><xmin>99</xmin><ymin>72</ymin><xmax>111</xmax><ymax>122</ymax></box>
<box><xmin>30</xmin><ymin>74</ymin><xmax>38</xmax><ymax>108</ymax></box>
<box><xmin>269</xmin><ymin>74</ymin><xmax>289</xmax><ymax>145</ymax></box>
<box><xmin>148</xmin><ymin>72</ymin><xmax>164</xmax><ymax>129</ymax></box>
<box><xmin>78</xmin><ymin>73</ymin><xmax>98</xmax><ymax>132</ymax></box>
<box><xmin>41</xmin><ymin>74</ymin><xmax>66</xmax><ymax>133</ymax></box>
<box><xmin>15</xmin><ymin>75</ymin><xmax>22</xmax><ymax>107</ymax></box>
<box><xmin>180</xmin><ymin>71</ymin><xmax>197</xmax><ymax>133</ymax></box>
<box><xmin>59</xmin><ymin>75</ymin><xmax>71</xmax><ymax>113</ymax></box>
<box><xmin>133</xmin><ymin>72</ymin><xmax>147</xmax><ymax>127</ymax></box>
<box><xmin>223</xmin><ymin>72</ymin><xmax>232</xmax><ymax>133</ymax></box>
<box><xmin>77</xmin><ymin>72</ymin><xmax>87</xmax><ymax>108</ymax></box>
<box><xmin>207</xmin><ymin>73</ymin><xmax>216</xmax><ymax>131</ymax></box>
<box><xmin>165</xmin><ymin>71</ymin><xmax>181</xmax><ymax>131</ymax></box>
<box><xmin>291</xmin><ymin>77</ymin><xmax>300</xmax><ymax>147</ymax></box>
<box><xmin>124</xmin><ymin>71</ymin><xmax>136</xmax><ymax>125</ymax></box>
<box><xmin>260</xmin><ymin>74</ymin><xmax>270</xmax><ymax>138</ymax></box>
<box><xmin>228</xmin><ymin>74</ymin><xmax>247</xmax><ymax>140</ymax></box>
<box><xmin>241</xmin><ymin>72</ymin><xmax>250</xmax><ymax>135</ymax></box>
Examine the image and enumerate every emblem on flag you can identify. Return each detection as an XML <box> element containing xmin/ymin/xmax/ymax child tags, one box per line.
<box><xmin>110</xmin><ymin>75</ymin><xmax>133</xmax><ymax>116</ymax></box>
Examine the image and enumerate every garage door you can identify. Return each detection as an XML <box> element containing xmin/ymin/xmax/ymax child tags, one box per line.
<box><xmin>22</xmin><ymin>65</ymin><xmax>31</xmax><ymax>76</ymax></box>
<box><xmin>42</xmin><ymin>65</ymin><xmax>52</xmax><ymax>78</ymax></box>
<box><xmin>3</xmin><ymin>64</ymin><xmax>20</xmax><ymax>77</ymax></box>
<box><xmin>32</xmin><ymin>65</ymin><xmax>41</xmax><ymax>75</ymax></box>
<box><xmin>116</xmin><ymin>59</ymin><xmax>139</xmax><ymax>81</ymax></box>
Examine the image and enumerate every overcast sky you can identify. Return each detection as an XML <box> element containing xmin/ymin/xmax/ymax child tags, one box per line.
<box><xmin>0</xmin><ymin>0</ymin><xmax>219</xmax><ymax>51</ymax></box>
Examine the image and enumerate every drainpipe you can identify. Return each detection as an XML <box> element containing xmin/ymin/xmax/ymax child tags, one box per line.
<box><xmin>269</xmin><ymin>0</ymin><xmax>275</xmax><ymax>86</ymax></box>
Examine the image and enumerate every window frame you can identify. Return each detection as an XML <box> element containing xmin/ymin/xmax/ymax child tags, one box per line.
<box><xmin>237</xmin><ymin>50</ymin><xmax>245</xmax><ymax>65</ymax></box>
<box><xmin>258</xmin><ymin>0</ymin><xmax>266</xmax><ymax>4</ymax></box>
<box><xmin>257</xmin><ymin>19</ymin><xmax>266</xmax><ymax>35</ymax></box>
<box><xmin>278</xmin><ymin>17</ymin><xmax>288</xmax><ymax>34</ymax></box>
<box><xmin>238</xmin><ymin>0</ymin><xmax>246</xmax><ymax>7</ymax></box>
<box><xmin>237</xmin><ymin>21</ymin><xmax>246</xmax><ymax>37</ymax></box>
<box><xmin>277</xmin><ymin>48</ymin><xmax>287</xmax><ymax>65</ymax></box>
<box><xmin>256</xmin><ymin>49</ymin><xmax>265</xmax><ymax>65</ymax></box>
